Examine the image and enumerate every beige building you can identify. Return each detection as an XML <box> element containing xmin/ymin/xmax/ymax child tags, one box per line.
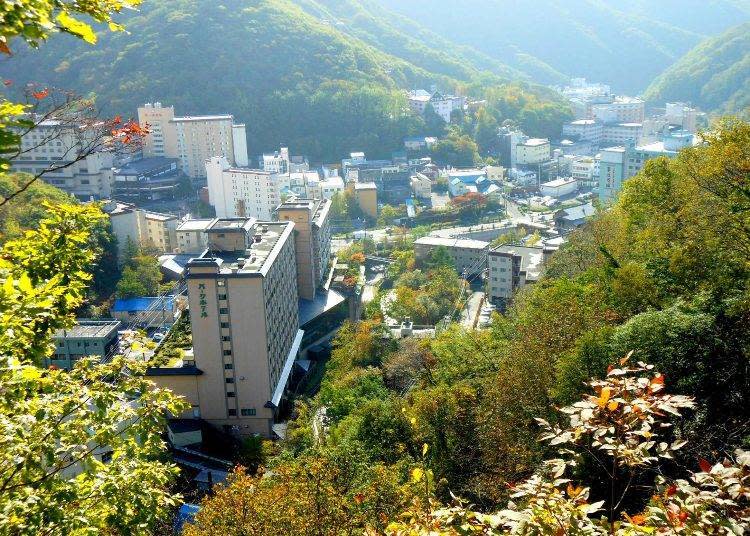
<box><xmin>353</xmin><ymin>181</ymin><xmax>378</xmax><ymax>219</ymax></box>
<box><xmin>138</xmin><ymin>103</ymin><xmax>249</xmax><ymax>178</ymax></box>
<box><xmin>410</xmin><ymin>173</ymin><xmax>432</xmax><ymax>200</ymax></box>
<box><xmin>148</xmin><ymin>218</ymin><xmax>302</xmax><ymax>437</ymax></box>
<box><xmin>487</xmin><ymin>245</ymin><xmax>545</xmax><ymax>307</ymax></box>
<box><xmin>414</xmin><ymin>236</ymin><xmax>489</xmax><ymax>275</ymax></box>
<box><xmin>276</xmin><ymin>199</ymin><xmax>332</xmax><ymax>301</ymax></box>
<box><xmin>103</xmin><ymin>201</ymin><xmax>178</xmax><ymax>258</ymax></box>
<box><xmin>13</xmin><ymin>120</ymin><xmax>115</xmax><ymax>199</ymax></box>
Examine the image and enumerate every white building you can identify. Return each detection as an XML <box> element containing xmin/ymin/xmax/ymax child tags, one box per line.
<box><xmin>540</xmin><ymin>177</ymin><xmax>579</xmax><ymax>198</ymax></box>
<box><xmin>319</xmin><ymin>175</ymin><xmax>345</xmax><ymax>199</ymax></box>
<box><xmin>261</xmin><ymin>147</ymin><xmax>290</xmax><ymax>174</ymax></box>
<box><xmin>665</xmin><ymin>103</ymin><xmax>698</xmax><ymax>133</ymax></box>
<box><xmin>410</xmin><ymin>173</ymin><xmax>432</xmax><ymax>199</ymax></box>
<box><xmin>516</xmin><ymin>138</ymin><xmax>551</xmax><ymax>165</ymax></box>
<box><xmin>602</xmin><ymin>123</ymin><xmax>643</xmax><ymax>145</ymax></box>
<box><xmin>206</xmin><ymin>156</ymin><xmax>281</xmax><ymax>220</ymax></box>
<box><xmin>563</xmin><ymin>119</ymin><xmax>603</xmax><ymax>143</ymax></box>
<box><xmin>591</xmin><ymin>97</ymin><xmax>645</xmax><ymax>124</ymax></box>
<box><xmin>571</xmin><ymin>157</ymin><xmax>597</xmax><ymax>188</ymax></box>
<box><xmin>408</xmin><ymin>90</ymin><xmax>467</xmax><ymax>123</ymax></box>
<box><xmin>12</xmin><ymin>120</ymin><xmax>115</xmax><ymax>199</ymax></box>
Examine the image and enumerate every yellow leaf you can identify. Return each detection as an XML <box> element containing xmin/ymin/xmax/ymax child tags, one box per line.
<box><xmin>410</xmin><ymin>417</ymin><xmax>416</xmax><ymax>425</ymax></box>
<box><xmin>21</xmin><ymin>366</ymin><xmax>42</xmax><ymax>380</ymax></box>
<box><xmin>410</xmin><ymin>468</ymin><xmax>424</xmax><ymax>483</ymax></box>
<box><xmin>56</xmin><ymin>12</ymin><xmax>97</xmax><ymax>44</ymax></box>
<box><xmin>597</xmin><ymin>387</ymin><xmax>611</xmax><ymax>408</ymax></box>
<box><xmin>108</xmin><ymin>22</ymin><xmax>125</xmax><ymax>32</ymax></box>
<box><xmin>422</xmin><ymin>443</ymin><xmax>429</xmax><ymax>456</ymax></box>
<box><xmin>607</xmin><ymin>401</ymin><xmax>619</xmax><ymax>411</ymax></box>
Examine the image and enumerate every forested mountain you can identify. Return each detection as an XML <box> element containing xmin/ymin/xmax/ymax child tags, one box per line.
<box><xmin>374</xmin><ymin>0</ymin><xmax>750</xmax><ymax>93</ymax></box>
<box><xmin>2</xmin><ymin>0</ymin><xmax>568</xmax><ymax>163</ymax></box>
<box><xmin>644</xmin><ymin>22</ymin><xmax>750</xmax><ymax>116</ymax></box>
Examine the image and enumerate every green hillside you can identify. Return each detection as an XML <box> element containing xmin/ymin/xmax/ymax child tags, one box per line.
<box><xmin>644</xmin><ymin>22</ymin><xmax>750</xmax><ymax>115</ymax></box>
<box><xmin>374</xmin><ymin>0</ymin><xmax>750</xmax><ymax>93</ymax></box>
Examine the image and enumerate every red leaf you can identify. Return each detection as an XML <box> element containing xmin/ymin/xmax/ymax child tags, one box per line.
<box><xmin>0</xmin><ymin>40</ymin><xmax>10</xmax><ymax>55</ymax></box>
<box><xmin>32</xmin><ymin>88</ymin><xmax>49</xmax><ymax>100</ymax></box>
<box><xmin>666</xmin><ymin>484</ymin><xmax>677</xmax><ymax>496</ymax></box>
<box><xmin>3</xmin><ymin>79</ymin><xmax>12</xmax><ymax>86</ymax></box>
<box><xmin>698</xmin><ymin>458</ymin><xmax>712</xmax><ymax>473</ymax></box>
<box><xmin>113</xmin><ymin>114</ymin><xmax>122</xmax><ymax>124</ymax></box>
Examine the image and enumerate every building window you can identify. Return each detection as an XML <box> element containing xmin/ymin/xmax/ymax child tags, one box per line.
<box><xmin>224</xmin><ymin>363</ymin><xmax>233</xmax><ymax>370</ymax></box>
<box><xmin>226</xmin><ymin>392</ymin><xmax>235</xmax><ymax>398</ymax></box>
<box><xmin>225</xmin><ymin>378</ymin><xmax>234</xmax><ymax>384</ymax></box>
<box><xmin>219</xmin><ymin>308</ymin><xmax>229</xmax><ymax>314</ymax></box>
<box><xmin>218</xmin><ymin>294</ymin><xmax>227</xmax><ymax>300</ymax></box>
<box><xmin>223</xmin><ymin>349</ymin><xmax>232</xmax><ymax>356</ymax></box>
<box><xmin>227</xmin><ymin>409</ymin><xmax>237</xmax><ymax>416</ymax></box>
<box><xmin>221</xmin><ymin>322</ymin><xmax>230</xmax><ymax>328</ymax></box>
<box><xmin>221</xmin><ymin>336</ymin><xmax>231</xmax><ymax>342</ymax></box>
<box><xmin>241</xmin><ymin>408</ymin><xmax>256</xmax><ymax>416</ymax></box>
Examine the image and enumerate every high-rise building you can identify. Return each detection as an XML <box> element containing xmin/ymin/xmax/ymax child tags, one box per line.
<box><xmin>206</xmin><ymin>156</ymin><xmax>281</xmax><ymax>220</ymax></box>
<box><xmin>276</xmin><ymin>199</ymin><xmax>332</xmax><ymax>301</ymax></box>
<box><xmin>12</xmin><ymin>120</ymin><xmax>115</xmax><ymax>199</ymax></box>
<box><xmin>138</xmin><ymin>103</ymin><xmax>249</xmax><ymax>178</ymax></box>
<box><xmin>598</xmin><ymin>146</ymin><xmax>627</xmax><ymax>203</ymax></box>
<box><xmin>149</xmin><ymin>218</ymin><xmax>302</xmax><ymax>437</ymax></box>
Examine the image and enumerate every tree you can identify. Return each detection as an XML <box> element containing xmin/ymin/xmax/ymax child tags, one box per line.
<box><xmin>422</xmin><ymin>103</ymin><xmax>447</xmax><ymax>137</ymax></box>
<box><xmin>0</xmin><ymin>204</ymin><xmax>185</xmax><ymax>535</ymax></box>
<box><xmin>116</xmin><ymin>253</ymin><xmax>162</xmax><ymax>298</ymax></box>
<box><xmin>431</xmin><ymin>134</ymin><xmax>480</xmax><ymax>168</ymax></box>
<box><xmin>389</xmin><ymin>361</ymin><xmax>750</xmax><ymax>535</ymax></box>
<box><xmin>449</xmin><ymin>191</ymin><xmax>487</xmax><ymax>222</ymax></box>
<box><xmin>472</xmin><ymin>107</ymin><xmax>499</xmax><ymax>154</ymax></box>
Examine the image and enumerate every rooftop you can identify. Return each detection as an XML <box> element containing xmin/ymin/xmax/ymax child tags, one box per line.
<box><xmin>542</xmin><ymin>177</ymin><xmax>578</xmax><ymax>188</ymax></box>
<box><xmin>171</xmin><ymin>115</ymin><xmax>233</xmax><ymax>122</ymax></box>
<box><xmin>415</xmin><ymin>236</ymin><xmax>490</xmax><ymax>250</ymax></box>
<box><xmin>206</xmin><ymin>218</ymin><xmax>256</xmax><ymax>233</ymax></box>
<box><xmin>521</xmin><ymin>138</ymin><xmax>550</xmax><ymax>147</ymax></box>
<box><xmin>355</xmin><ymin>182</ymin><xmax>377</xmax><ymax>191</ymax></box>
<box><xmin>53</xmin><ymin>319</ymin><xmax>120</xmax><ymax>340</ymax></box>
<box><xmin>490</xmin><ymin>245</ymin><xmax>545</xmax><ymax>281</ymax></box>
<box><xmin>114</xmin><ymin>156</ymin><xmax>178</xmax><ymax>175</ymax></box>
<box><xmin>191</xmin><ymin>221</ymin><xmax>294</xmax><ymax>276</ymax></box>
<box><xmin>177</xmin><ymin>218</ymin><xmax>215</xmax><ymax>232</ymax></box>
<box><xmin>112</xmin><ymin>296</ymin><xmax>176</xmax><ymax>313</ymax></box>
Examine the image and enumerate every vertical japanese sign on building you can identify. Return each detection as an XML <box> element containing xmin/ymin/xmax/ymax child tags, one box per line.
<box><xmin>198</xmin><ymin>283</ymin><xmax>209</xmax><ymax>318</ymax></box>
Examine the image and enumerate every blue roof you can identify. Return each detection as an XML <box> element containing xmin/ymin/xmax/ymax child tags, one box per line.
<box><xmin>112</xmin><ymin>296</ymin><xmax>176</xmax><ymax>312</ymax></box>
<box><xmin>174</xmin><ymin>503</ymin><xmax>200</xmax><ymax>533</ymax></box>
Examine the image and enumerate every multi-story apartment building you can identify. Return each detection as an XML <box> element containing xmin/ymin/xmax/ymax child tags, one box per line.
<box><xmin>47</xmin><ymin>319</ymin><xmax>121</xmax><ymax>370</ymax></box>
<box><xmin>261</xmin><ymin>147</ymin><xmax>290</xmax><ymax>174</ymax></box>
<box><xmin>276</xmin><ymin>199</ymin><xmax>332</xmax><ymax>301</ymax></box>
<box><xmin>149</xmin><ymin>218</ymin><xmax>302</xmax><ymax>437</ymax></box>
<box><xmin>414</xmin><ymin>236</ymin><xmax>489</xmax><ymax>275</ymax></box>
<box><xmin>487</xmin><ymin>245</ymin><xmax>545</xmax><ymax>308</ymax></box>
<box><xmin>12</xmin><ymin>119</ymin><xmax>115</xmax><ymax>199</ymax></box>
<box><xmin>516</xmin><ymin>138</ymin><xmax>551</xmax><ymax>165</ymax></box>
<box><xmin>206</xmin><ymin>156</ymin><xmax>281</xmax><ymax>220</ymax></box>
<box><xmin>590</xmin><ymin>97</ymin><xmax>645</xmax><ymax>124</ymax></box>
<box><xmin>571</xmin><ymin>156</ymin><xmax>597</xmax><ymax>188</ymax></box>
<box><xmin>602</xmin><ymin>123</ymin><xmax>643</xmax><ymax>145</ymax></box>
<box><xmin>665</xmin><ymin>102</ymin><xmax>698</xmax><ymax>133</ymax></box>
<box><xmin>103</xmin><ymin>201</ymin><xmax>179</xmax><ymax>257</ymax></box>
<box><xmin>176</xmin><ymin>218</ymin><xmax>214</xmax><ymax>254</ymax></box>
<box><xmin>563</xmin><ymin>119</ymin><xmax>603</xmax><ymax>143</ymax></box>
<box><xmin>137</xmin><ymin>103</ymin><xmax>249</xmax><ymax>178</ymax></box>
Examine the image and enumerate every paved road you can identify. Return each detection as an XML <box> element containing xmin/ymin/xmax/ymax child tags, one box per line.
<box><xmin>461</xmin><ymin>291</ymin><xmax>485</xmax><ymax>329</ymax></box>
<box><xmin>503</xmin><ymin>197</ymin><xmax>525</xmax><ymax>219</ymax></box>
